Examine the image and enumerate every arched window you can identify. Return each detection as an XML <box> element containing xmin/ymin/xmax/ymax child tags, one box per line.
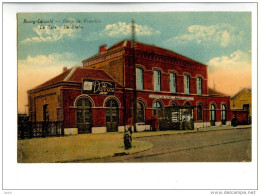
<box><xmin>183</xmin><ymin>101</ymin><xmax>193</xmax><ymax>119</ymax></box>
<box><xmin>197</xmin><ymin>104</ymin><xmax>203</xmax><ymax>121</ymax></box>
<box><xmin>221</xmin><ymin>104</ymin><xmax>227</xmax><ymax>125</ymax></box>
<box><xmin>171</xmin><ymin>100</ymin><xmax>178</xmax><ymax>106</ymax></box>
<box><xmin>153</xmin><ymin>101</ymin><xmax>163</xmax><ymax>118</ymax></box>
<box><xmin>137</xmin><ymin>101</ymin><xmax>145</xmax><ymax>123</ymax></box>
<box><xmin>76</xmin><ymin>97</ymin><xmax>92</xmax><ymax>134</ymax></box>
<box><xmin>105</xmin><ymin>99</ymin><xmax>119</xmax><ymax>132</ymax></box>
<box><xmin>184</xmin><ymin>101</ymin><xmax>192</xmax><ymax>107</ymax></box>
<box><xmin>210</xmin><ymin>104</ymin><xmax>216</xmax><ymax>126</ymax></box>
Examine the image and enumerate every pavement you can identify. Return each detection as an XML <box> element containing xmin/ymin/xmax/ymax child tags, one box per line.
<box><xmin>73</xmin><ymin>125</ymin><xmax>252</xmax><ymax>163</ymax></box>
<box><xmin>18</xmin><ymin>124</ymin><xmax>251</xmax><ymax>163</ymax></box>
<box><xmin>197</xmin><ymin>124</ymin><xmax>251</xmax><ymax>132</ymax></box>
<box><xmin>82</xmin><ymin>127</ymin><xmax>251</xmax><ymax>162</ymax></box>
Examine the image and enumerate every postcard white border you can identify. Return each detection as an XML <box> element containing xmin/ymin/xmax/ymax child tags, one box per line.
<box><xmin>2</xmin><ymin>2</ymin><xmax>258</xmax><ymax>194</ymax></box>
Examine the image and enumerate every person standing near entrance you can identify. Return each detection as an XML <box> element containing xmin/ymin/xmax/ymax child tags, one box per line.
<box><xmin>124</xmin><ymin>118</ymin><xmax>133</xmax><ymax>150</ymax></box>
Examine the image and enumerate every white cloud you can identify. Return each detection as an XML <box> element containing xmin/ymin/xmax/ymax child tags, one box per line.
<box><xmin>207</xmin><ymin>50</ymin><xmax>251</xmax><ymax>73</ymax></box>
<box><xmin>100</xmin><ymin>22</ymin><xmax>160</xmax><ymax>37</ymax></box>
<box><xmin>207</xmin><ymin>50</ymin><xmax>251</xmax><ymax>95</ymax></box>
<box><xmin>20</xmin><ymin>24</ymin><xmax>79</xmax><ymax>44</ymax></box>
<box><xmin>18</xmin><ymin>52</ymin><xmax>79</xmax><ymax>68</ymax></box>
<box><xmin>18</xmin><ymin>53</ymin><xmax>81</xmax><ymax>113</ymax></box>
<box><xmin>168</xmin><ymin>23</ymin><xmax>242</xmax><ymax>47</ymax></box>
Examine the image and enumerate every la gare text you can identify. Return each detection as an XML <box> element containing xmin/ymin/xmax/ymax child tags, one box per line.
<box><xmin>39</xmin><ymin>25</ymin><xmax>84</xmax><ymax>30</ymax></box>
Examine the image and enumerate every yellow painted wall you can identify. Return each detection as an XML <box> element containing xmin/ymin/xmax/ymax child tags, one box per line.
<box><xmin>28</xmin><ymin>87</ymin><xmax>60</xmax><ymax>122</ymax></box>
<box><xmin>230</xmin><ymin>90</ymin><xmax>251</xmax><ymax>115</ymax></box>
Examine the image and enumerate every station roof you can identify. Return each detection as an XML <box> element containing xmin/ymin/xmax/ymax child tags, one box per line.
<box><xmin>208</xmin><ymin>88</ymin><xmax>228</xmax><ymax>97</ymax></box>
<box><xmin>83</xmin><ymin>40</ymin><xmax>206</xmax><ymax>66</ymax></box>
<box><xmin>30</xmin><ymin>67</ymin><xmax>121</xmax><ymax>92</ymax></box>
<box><xmin>230</xmin><ymin>88</ymin><xmax>251</xmax><ymax>100</ymax></box>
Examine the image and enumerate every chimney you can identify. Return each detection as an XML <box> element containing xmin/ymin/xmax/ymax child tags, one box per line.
<box><xmin>99</xmin><ymin>44</ymin><xmax>107</xmax><ymax>54</ymax></box>
<box><xmin>63</xmin><ymin>67</ymin><xmax>67</xmax><ymax>72</ymax></box>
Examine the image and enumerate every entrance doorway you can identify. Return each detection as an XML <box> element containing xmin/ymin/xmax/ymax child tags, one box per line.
<box><xmin>76</xmin><ymin>98</ymin><xmax>92</xmax><ymax>134</ymax></box>
<box><xmin>163</xmin><ymin>104</ymin><xmax>194</xmax><ymax>130</ymax></box>
<box><xmin>106</xmin><ymin>99</ymin><xmax>119</xmax><ymax>132</ymax></box>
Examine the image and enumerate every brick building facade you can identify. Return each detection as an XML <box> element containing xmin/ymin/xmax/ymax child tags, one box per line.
<box><xmin>28</xmin><ymin>40</ymin><xmax>232</xmax><ymax>134</ymax></box>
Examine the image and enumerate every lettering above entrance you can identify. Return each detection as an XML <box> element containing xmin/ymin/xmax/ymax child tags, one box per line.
<box><xmin>82</xmin><ymin>79</ymin><xmax>115</xmax><ymax>95</ymax></box>
<box><xmin>149</xmin><ymin>94</ymin><xmax>194</xmax><ymax>101</ymax></box>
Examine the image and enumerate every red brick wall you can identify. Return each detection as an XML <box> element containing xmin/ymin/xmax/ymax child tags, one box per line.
<box><xmin>124</xmin><ymin>48</ymin><xmax>208</xmax><ymax>95</ymax></box>
<box><xmin>61</xmin><ymin>86</ymin><xmax>125</xmax><ymax>128</ymax></box>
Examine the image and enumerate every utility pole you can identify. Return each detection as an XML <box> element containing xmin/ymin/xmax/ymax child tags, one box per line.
<box><xmin>131</xmin><ymin>19</ymin><xmax>137</xmax><ymax>132</ymax></box>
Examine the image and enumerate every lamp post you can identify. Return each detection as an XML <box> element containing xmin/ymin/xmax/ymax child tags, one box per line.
<box><xmin>131</xmin><ymin>19</ymin><xmax>137</xmax><ymax>132</ymax></box>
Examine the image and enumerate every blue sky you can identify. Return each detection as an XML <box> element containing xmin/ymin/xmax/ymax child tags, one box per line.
<box><xmin>17</xmin><ymin>12</ymin><xmax>252</xmax><ymax>113</ymax></box>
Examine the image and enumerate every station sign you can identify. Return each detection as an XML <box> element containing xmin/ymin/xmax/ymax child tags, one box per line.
<box><xmin>149</xmin><ymin>94</ymin><xmax>194</xmax><ymax>100</ymax></box>
<box><xmin>82</xmin><ymin>79</ymin><xmax>115</xmax><ymax>95</ymax></box>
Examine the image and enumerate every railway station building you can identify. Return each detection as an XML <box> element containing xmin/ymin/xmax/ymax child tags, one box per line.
<box><xmin>27</xmin><ymin>40</ymin><xmax>232</xmax><ymax>134</ymax></box>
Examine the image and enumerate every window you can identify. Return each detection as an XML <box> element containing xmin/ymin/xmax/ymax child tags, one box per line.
<box><xmin>170</xmin><ymin>73</ymin><xmax>177</xmax><ymax>93</ymax></box>
<box><xmin>154</xmin><ymin>70</ymin><xmax>161</xmax><ymax>91</ymax></box>
<box><xmin>197</xmin><ymin>77</ymin><xmax>202</xmax><ymax>95</ymax></box>
<box><xmin>197</xmin><ymin>104</ymin><xmax>203</xmax><ymax>121</ymax></box>
<box><xmin>137</xmin><ymin>102</ymin><xmax>145</xmax><ymax>123</ymax></box>
<box><xmin>210</xmin><ymin>104</ymin><xmax>216</xmax><ymax>126</ymax></box>
<box><xmin>184</xmin><ymin>75</ymin><xmax>190</xmax><ymax>94</ymax></box>
<box><xmin>221</xmin><ymin>104</ymin><xmax>226</xmax><ymax>125</ymax></box>
<box><xmin>221</xmin><ymin>104</ymin><xmax>226</xmax><ymax>120</ymax></box>
<box><xmin>243</xmin><ymin>104</ymin><xmax>249</xmax><ymax>111</ymax></box>
<box><xmin>136</xmin><ymin>67</ymin><xmax>144</xmax><ymax>90</ymax></box>
<box><xmin>211</xmin><ymin>104</ymin><xmax>216</xmax><ymax>120</ymax></box>
<box><xmin>153</xmin><ymin>101</ymin><xmax>163</xmax><ymax>118</ymax></box>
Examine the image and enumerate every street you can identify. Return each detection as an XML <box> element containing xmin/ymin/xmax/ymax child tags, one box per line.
<box><xmin>81</xmin><ymin>127</ymin><xmax>251</xmax><ymax>162</ymax></box>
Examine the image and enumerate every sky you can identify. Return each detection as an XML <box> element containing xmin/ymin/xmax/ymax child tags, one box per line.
<box><xmin>17</xmin><ymin>12</ymin><xmax>252</xmax><ymax>113</ymax></box>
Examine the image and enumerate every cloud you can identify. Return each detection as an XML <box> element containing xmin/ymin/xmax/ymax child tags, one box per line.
<box><xmin>207</xmin><ymin>50</ymin><xmax>251</xmax><ymax>95</ymax></box>
<box><xmin>20</xmin><ymin>24</ymin><xmax>80</xmax><ymax>44</ymax></box>
<box><xmin>207</xmin><ymin>50</ymin><xmax>251</xmax><ymax>73</ymax></box>
<box><xmin>18</xmin><ymin>53</ymin><xmax>81</xmax><ymax>113</ymax></box>
<box><xmin>101</xmin><ymin>22</ymin><xmax>160</xmax><ymax>36</ymax></box>
<box><xmin>18</xmin><ymin>52</ymin><xmax>79</xmax><ymax>68</ymax></box>
<box><xmin>167</xmin><ymin>23</ymin><xmax>243</xmax><ymax>47</ymax></box>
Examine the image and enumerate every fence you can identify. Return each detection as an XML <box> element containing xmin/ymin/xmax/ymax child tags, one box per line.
<box><xmin>18</xmin><ymin>121</ymin><xmax>64</xmax><ymax>140</ymax></box>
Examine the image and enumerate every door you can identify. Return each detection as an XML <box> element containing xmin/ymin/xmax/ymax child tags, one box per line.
<box><xmin>77</xmin><ymin>98</ymin><xmax>92</xmax><ymax>134</ymax></box>
<box><xmin>106</xmin><ymin>99</ymin><xmax>119</xmax><ymax>132</ymax></box>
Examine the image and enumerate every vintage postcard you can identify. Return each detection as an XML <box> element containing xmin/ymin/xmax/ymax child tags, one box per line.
<box><xmin>17</xmin><ymin>11</ymin><xmax>252</xmax><ymax>163</ymax></box>
<box><xmin>3</xmin><ymin>2</ymin><xmax>256</xmax><ymax>192</ymax></box>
